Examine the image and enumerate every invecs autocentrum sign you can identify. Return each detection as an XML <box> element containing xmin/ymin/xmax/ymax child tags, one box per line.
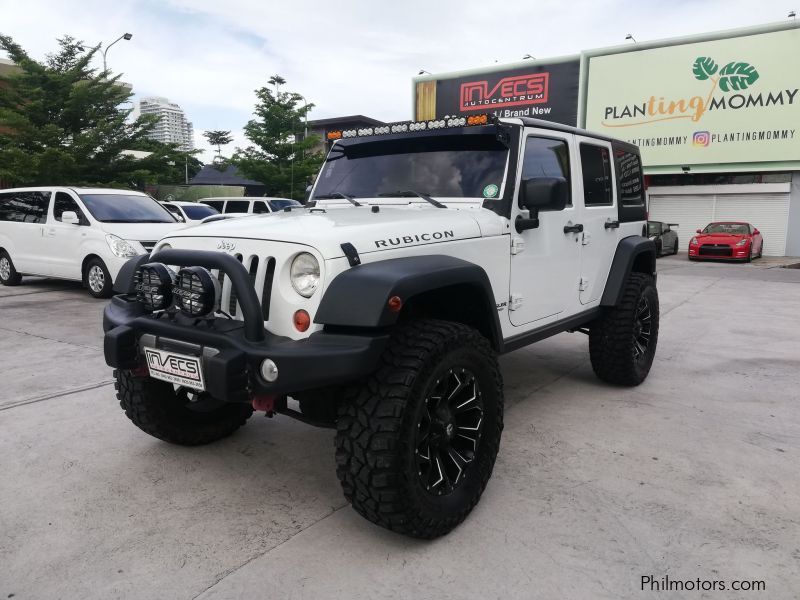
<box><xmin>585</xmin><ymin>28</ymin><xmax>800</xmax><ymax>166</ymax></box>
<box><xmin>460</xmin><ymin>73</ymin><xmax>549</xmax><ymax>112</ymax></box>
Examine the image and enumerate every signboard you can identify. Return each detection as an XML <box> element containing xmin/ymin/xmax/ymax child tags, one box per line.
<box><xmin>415</xmin><ymin>60</ymin><xmax>580</xmax><ymax>125</ymax></box>
<box><xmin>585</xmin><ymin>28</ymin><xmax>800</xmax><ymax>166</ymax></box>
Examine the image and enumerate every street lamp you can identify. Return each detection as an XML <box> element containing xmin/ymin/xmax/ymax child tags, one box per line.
<box><xmin>625</xmin><ymin>34</ymin><xmax>637</xmax><ymax>43</ymax></box>
<box><xmin>418</xmin><ymin>69</ymin><xmax>432</xmax><ymax>75</ymax></box>
<box><xmin>522</xmin><ymin>54</ymin><xmax>536</xmax><ymax>60</ymax></box>
<box><xmin>790</xmin><ymin>10</ymin><xmax>796</xmax><ymax>18</ymax></box>
<box><xmin>103</xmin><ymin>33</ymin><xmax>133</xmax><ymax>72</ymax></box>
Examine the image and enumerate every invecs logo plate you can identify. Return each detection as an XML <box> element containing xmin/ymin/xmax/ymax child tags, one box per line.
<box><xmin>460</xmin><ymin>73</ymin><xmax>550</xmax><ymax>112</ymax></box>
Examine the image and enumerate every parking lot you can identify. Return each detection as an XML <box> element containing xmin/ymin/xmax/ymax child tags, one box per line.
<box><xmin>2</xmin><ymin>254</ymin><xmax>799</xmax><ymax>600</ymax></box>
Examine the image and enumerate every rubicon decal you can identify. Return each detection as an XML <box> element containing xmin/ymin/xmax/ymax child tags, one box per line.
<box><xmin>375</xmin><ymin>231</ymin><xmax>455</xmax><ymax>249</ymax></box>
<box><xmin>602</xmin><ymin>57</ymin><xmax>798</xmax><ymax>127</ymax></box>
<box><xmin>460</xmin><ymin>73</ymin><xmax>549</xmax><ymax>112</ymax></box>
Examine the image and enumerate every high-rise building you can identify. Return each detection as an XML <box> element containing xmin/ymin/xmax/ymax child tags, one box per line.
<box><xmin>138</xmin><ymin>96</ymin><xmax>194</xmax><ymax>152</ymax></box>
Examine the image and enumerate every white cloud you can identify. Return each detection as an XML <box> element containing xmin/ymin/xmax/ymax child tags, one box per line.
<box><xmin>1</xmin><ymin>0</ymin><xmax>794</xmax><ymax>163</ymax></box>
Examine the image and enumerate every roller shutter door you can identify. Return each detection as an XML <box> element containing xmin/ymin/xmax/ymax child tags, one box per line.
<box><xmin>713</xmin><ymin>194</ymin><xmax>789</xmax><ymax>256</ymax></box>
<box><xmin>647</xmin><ymin>194</ymin><xmax>714</xmax><ymax>250</ymax></box>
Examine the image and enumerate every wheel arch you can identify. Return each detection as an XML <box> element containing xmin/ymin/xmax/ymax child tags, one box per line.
<box><xmin>600</xmin><ymin>235</ymin><xmax>657</xmax><ymax>307</ymax></box>
<box><xmin>81</xmin><ymin>253</ymin><xmax>105</xmax><ymax>276</ymax></box>
<box><xmin>315</xmin><ymin>255</ymin><xmax>503</xmax><ymax>351</ymax></box>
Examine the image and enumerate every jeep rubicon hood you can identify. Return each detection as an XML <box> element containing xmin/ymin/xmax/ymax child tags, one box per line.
<box><xmin>160</xmin><ymin>205</ymin><xmax>503</xmax><ymax>259</ymax></box>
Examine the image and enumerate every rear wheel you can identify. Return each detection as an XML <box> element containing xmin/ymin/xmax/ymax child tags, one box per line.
<box><xmin>84</xmin><ymin>257</ymin><xmax>113</xmax><ymax>298</ymax></box>
<box><xmin>590</xmin><ymin>273</ymin><xmax>659</xmax><ymax>386</ymax></box>
<box><xmin>115</xmin><ymin>369</ymin><xmax>253</xmax><ymax>445</ymax></box>
<box><xmin>335</xmin><ymin>319</ymin><xmax>503</xmax><ymax>539</ymax></box>
<box><xmin>672</xmin><ymin>239</ymin><xmax>679</xmax><ymax>255</ymax></box>
<box><xmin>0</xmin><ymin>251</ymin><xmax>22</xmax><ymax>286</ymax></box>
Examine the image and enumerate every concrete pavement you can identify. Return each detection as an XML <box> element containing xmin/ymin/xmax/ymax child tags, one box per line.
<box><xmin>1</xmin><ymin>258</ymin><xmax>799</xmax><ymax>599</ymax></box>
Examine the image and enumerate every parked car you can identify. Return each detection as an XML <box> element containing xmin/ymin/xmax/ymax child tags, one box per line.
<box><xmin>0</xmin><ymin>187</ymin><xmax>182</xmax><ymax>297</ymax></box>
<box><xmin>200</xmin><ymin>197</ymin><xmax>302</xmax><ymax>215</ymax></box>
<box><xmin>688</xmin><ymin>222</ymin><xmax>763</xmax><ymax>262</ymax></box>
<box><xmin>160</xmin><ymin>200</ymin><xmax>219</xmax><ymax>223</ymax></box>
<box><xmin>197</xmin><ymin>212</ymin><xmax>256</xmax><ymax>225</ymax></box>
<box><xmin>647</xmin><ymin>221</ymin><xmax>680</xmax><ymax>256</ymax></box>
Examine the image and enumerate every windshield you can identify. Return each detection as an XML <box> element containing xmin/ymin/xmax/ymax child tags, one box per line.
<box><xmin>313</xmin><ymin>134</ymin><xmax>509</xmax><ymax>199</ymax></box>
<box><xmin>268</xmin><ymin>199</ymin><xmax>301</xmax><ymax>211</ymax></box>
<box><xmin>182</xmin><ymin>204</ymin><xmax>218</xmax><ymax>219</ymax></box>
<box><xmin>703</xmin><ymin>223</ymin><xmax>749</xmax><ymax>235</ymax></box>
<box><xmin>80</xmin><ymin>194</ymin><xmax>176</xmax><ymax>223</ymax></box>
<box><xmin>647</xmin><ymin>223</ymin><xmax>661</xmax><ymax>236</ymax></box>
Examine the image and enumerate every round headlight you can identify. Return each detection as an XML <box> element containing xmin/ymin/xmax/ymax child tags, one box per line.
<box><xmin>136</xmin><ymin>263</ymin><xmax>175</xmax><ymax>311</ymax></box>
<box><xmin>290</xmin><ymin>252</ymin><xmax>320</xmax><ymax>298</ymax></box>
<box><xmin>174</xmin><ymin>266</ymin><xmax>220</xmax><ymax>317</ymax></box>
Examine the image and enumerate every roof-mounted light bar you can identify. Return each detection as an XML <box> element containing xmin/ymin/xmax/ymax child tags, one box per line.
<box><xmin>326</xmin><ymin>114</ymin><xmax>491</xmax><ymax>141</ymax></box>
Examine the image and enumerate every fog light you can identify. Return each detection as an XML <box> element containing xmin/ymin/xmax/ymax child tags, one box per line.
<box><xmin>293</xmin><ymin>309</ymin><xmax>311</xmax><ymax>332</ymax></box>
<box><xmin>260</xmin><ymin>359</ymin><xmax>279</xmax><ymax>382</ymax></box>
<box><xmin>136</xmin><ymin>263</ymin><xmax>175</xmax><ymax>311</ymax></box>
<box><xmin>174</xmin><ymin>266</ymin><xmax>220</xmax><ymax>317</ymax></box>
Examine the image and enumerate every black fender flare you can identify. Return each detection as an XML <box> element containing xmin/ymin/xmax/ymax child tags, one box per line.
<box><xmin>601</xmin><ymin>235</ymin><xmax>657</xmax><ymax>307</ymax></box>
<box><xmin>314</xmin><ymin>255</ymin><xmax>503</xmax><ymax>350</ymax></box>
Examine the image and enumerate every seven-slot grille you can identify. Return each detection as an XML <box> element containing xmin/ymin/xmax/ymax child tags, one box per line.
<box><xmin>212</xmin><ymin>254</ymin><xmax>276</xmax><ymax>321</ymax></box>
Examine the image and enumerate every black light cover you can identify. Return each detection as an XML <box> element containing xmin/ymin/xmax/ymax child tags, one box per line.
<box><xmin>174</xmin><ymin>266</ymin><xmax>220</xmax><ymax>317</ymax></box>
<box><xmin>136</xmin><ymin>263</ymin><xmax>175</xmax><ymax>311</ymax></box>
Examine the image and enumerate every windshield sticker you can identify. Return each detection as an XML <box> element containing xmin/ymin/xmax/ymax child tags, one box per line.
<box><xmin>483</xmin><ymin>184</ymin><xmax>499</xmax><ymax>198</ymax></box>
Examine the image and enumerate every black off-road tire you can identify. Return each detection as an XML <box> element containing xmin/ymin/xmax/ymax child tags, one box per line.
<box><xmin>589</xmin><ymin>273</ymin><xmax>659</xmax><ymax>386</ymax></box>
<box><xmin>84</xmin><ymin>257</ymin><xmax>114</xmax><ymax>298</ymax></box>
<box><xmin>0</xmin><ymin>250</ymin><xmax>22</xmax><ymax>286</ymax></box>
<box><xmin>335</xmin><ymin>319</ymin><xmax>503</xmax><ymax>539</ymax></box>
<box><xmin>115</xmin><ymin>369</ymin><xmax>253</xmax><ymax>445</ymax></box>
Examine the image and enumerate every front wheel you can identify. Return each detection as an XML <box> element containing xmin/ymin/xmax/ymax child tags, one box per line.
<box><xmin>0</xmin><ymin>251</ymin><xmax>22</xmax><ymax>286</ymax></box>
<box><xmin>335</xmin><ymin>319</ymin><xmax>503</xmax><ymax>539</ymax></box>
<box><xmin>115</xmin><ymin>369</ymin><xmax>253</xmax><ymax>445</ymax></box>
<box><xmin>589</xmin><ymin>273</ymin><xmax>659</xmax><ymax>386</ymax></box>
<box><xmin>84</xmin><ymin>257</ymin><xmax>114</xmax><ymax>298</ymax></box>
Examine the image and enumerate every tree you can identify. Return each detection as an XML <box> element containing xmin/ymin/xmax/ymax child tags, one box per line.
<box><xmin>0</xmin><ymin>34</ymin><xmax>199</xmax><ymax>188</ymax></box>
<box><xmin>203</xmin><ymin>129</ymin><xmax>233</xmax><ymax>161</ymax></box>
<box><xmin>233</xmin><ymin>76</ymin><xmax>322</xmax><ymax>200</ymax></box>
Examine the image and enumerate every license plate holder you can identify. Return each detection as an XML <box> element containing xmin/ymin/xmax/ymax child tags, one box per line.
<box><xmin>144</xmin><ymin>347</ymin><xmax>205</xmax><ymax>391</ymax></box>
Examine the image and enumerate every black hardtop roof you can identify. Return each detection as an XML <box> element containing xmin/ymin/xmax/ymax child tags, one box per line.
<box><xmin>516</xmin><ymin>117</ymin><xmax>639</xmax><ymax>153</ymax></box>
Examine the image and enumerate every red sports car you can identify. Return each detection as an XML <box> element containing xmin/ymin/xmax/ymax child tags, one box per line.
<box><xmin>688</xmin><ymin>222</ymin><xmax>764</xmax><ymax>262</ymax></box>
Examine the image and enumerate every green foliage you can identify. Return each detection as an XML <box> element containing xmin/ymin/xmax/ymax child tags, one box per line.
<box><xmin>233</xmin><ymin>76</ymin><xmax>322</xmax><ymax>200</ymax></box>
<box><xmin>692</xmin><ymin>56</ymin><xmax>718</xmax><ymax>80</ymax></box>
<box><xmin>0</xmin><ymin>34</ymin><xmax>200</xmax><ymax>188</ymax></box>
<box><xmin>718</xmin><ymin>62</ymin><xmax>759</xmax><ymax>92</ymax></box>
<box><xmin>203</xmin><ymin>129</ymin><xmax>233</xmax><ymax>158</ymax></box>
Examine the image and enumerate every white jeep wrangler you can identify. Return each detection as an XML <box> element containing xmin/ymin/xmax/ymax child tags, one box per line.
<box><xmin>104</xmin><ymin>115</ymin><xmax>658</xmax><ymax>539</ymax></box>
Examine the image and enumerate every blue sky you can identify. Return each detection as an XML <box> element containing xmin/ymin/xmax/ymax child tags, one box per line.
<box><xmin>1</xmin><ymin>0</ymin><xmax>795</xmax><ymax>161</ymax></box>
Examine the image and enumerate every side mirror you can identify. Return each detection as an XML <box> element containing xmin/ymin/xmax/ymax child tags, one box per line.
<box><xmin>753</xmin><ymin>228</ymin><xmax>759</xmax><ymax>235</ymax></box>
<box><xmin>62</xmin><ymin>211</ymin><xmax>80</xmax><ymax>225</ymax></box>
<box><xmin>696</xmin><ymin>229</ymin><xmax>702</xmax><ymax>234</ymax></box>
<box><xmin>520</xmin><ymin>177</ymin><xmax>569</xmax><ymax>212</ymax></box>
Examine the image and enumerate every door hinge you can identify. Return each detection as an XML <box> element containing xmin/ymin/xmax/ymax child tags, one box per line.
<box><xmin>579</xmin><ymin>277</ymin><xmax>590</xmax><ymax>292</ymax></box>
<box><xmin>509</xmin><ymin>293</ymin><xmax>524</xmax><ymax>311</ymax></box>
<box><xmin>510</xmin><ymin>236</ymin><xmax>525</xmax><ymax>255</ymax></box>
<box><xmin>582</xmin><ymin>231</ymin><xmax>591</xmax><ymax>245</ymax></box>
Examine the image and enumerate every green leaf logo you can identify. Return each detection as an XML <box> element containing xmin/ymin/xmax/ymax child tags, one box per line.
<box><xmin>692</xmin><ymin>56</ymin><xmax>718</xmax><ymax>80</ymax></box>
<box><xmin>718</xmin><ymin>62</ymin><xmax>759</xmax><ymax>91</ymax></box>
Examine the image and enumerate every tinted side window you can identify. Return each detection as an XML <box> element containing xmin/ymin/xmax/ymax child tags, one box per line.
<box><xmin>253</xmin><ymin>201</ymin><xmax>270</xmax><ymax>214</ymax></box>
<box><xmin>612</xmin><ymin>144</ymin><xmax>647</xmax><ymax>222</ymax></box>
<box><xmin>0</xmin><ymin>191</ymin><xmax>51</xmax><ymax>223</ymax></box>
<box><xmin>520</xmin><ymin>137</ymin><xmax>571</xmax><ymax>207</ymax></box>
<box><xmin>580</xmin><ymin>144</ymin><xmax>613</xmax><ymax>206</ymax></box>
<box><xmin>203</xmin><ymin>201</ymin><xmax>224</xmax><ymax>211</ymax></box>
<box><xmin>225</xmin><ymin>200</ymin><xmax>249</xmax><ymax>213</ymax></box>
<box><xmin>54</xmin><ymin>192</ymin><xmax>88</xmax><ymax>224</ymax></box>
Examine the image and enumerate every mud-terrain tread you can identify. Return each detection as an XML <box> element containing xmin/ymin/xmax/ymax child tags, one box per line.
<box><xmin>335</xmin><ymin>319</ymin><xmax>503</xmax><ymax>539</ymax></box>
<box><xmin>115</xmin><ymin>369</ymin><xmax>253</xmax><ymax>445</ymax></box>
<box><xmin>589</xmin><ymin>273</ymin><xmax>659</xmax><ymax>386</ymax></box>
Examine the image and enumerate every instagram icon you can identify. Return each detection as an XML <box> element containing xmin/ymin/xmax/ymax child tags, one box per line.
<box><xmin>693</xmin><ymin>131</ymin><xmax>711</xmax><ymax>147</ymax></box>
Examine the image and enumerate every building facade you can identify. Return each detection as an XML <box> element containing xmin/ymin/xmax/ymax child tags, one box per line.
<box><xmin>139</xmin><ymin>96</ymin><xmax>195</xmax><ymax>152</ymax></box>
<box><xmin>414</xmin><ymin>21</ymin><xmax>800</xmax><ymax>256</ymax></box>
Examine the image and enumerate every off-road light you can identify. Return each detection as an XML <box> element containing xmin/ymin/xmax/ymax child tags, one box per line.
<box><xmin>290</xmin><ymin>253</ymin><xmax>320</xmax><ymax>298</ymax></box>
<box><xmin>260</xmin><ymin>358</ymin><xmax>279</xmax><ymax>382</ymax></box>
<box><xmin>467</xmin><ymin>114</ymin><xmax>488</xmax><ymax>125</ymax></box>
<box><xmin>174</xmin><ymin>266</ymin><xmax>220</xmax><ymax>317</ymax></box>
<box><xmin>327</xmin><ymin>131</ymin><xmax>342</xmax><ymax>140</ymax></box>
<box><xmin>136</xmin><ymin>263</ymin><xmax>175</xmax><ymax>311</ymax></box>
<box><xmin>374</xmin><ymin>125</ymin><xmax>391</xmax><ymax>135</ymax></box>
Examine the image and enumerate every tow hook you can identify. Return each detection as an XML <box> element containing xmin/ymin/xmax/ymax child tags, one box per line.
<box><xmin>251</xmin><ymin>394</ymin><xmax>287</xmax><ymax>417</ymax></box>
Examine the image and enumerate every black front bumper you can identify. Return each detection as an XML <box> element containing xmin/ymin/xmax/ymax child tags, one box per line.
<box><xmin>103</xmin><ymin>249</ymin><xmax>388</xmax><ymax>403</ymax></box>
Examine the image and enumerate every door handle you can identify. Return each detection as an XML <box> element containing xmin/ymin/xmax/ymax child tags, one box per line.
<box><xmin>563</xmin><ymin>223</ymin><xmax>584</xmax><ymax>234</ymax></box>
<box><xmin>604</xmin><ymin>220</ymin><xmax>620</xmax><ymax>229</ymax></box>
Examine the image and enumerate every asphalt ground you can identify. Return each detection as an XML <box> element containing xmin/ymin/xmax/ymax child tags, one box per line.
<box><xmin>2</xmin><ymin>254</ymin><xmax>799</xmax><ymax>599</ymax></box>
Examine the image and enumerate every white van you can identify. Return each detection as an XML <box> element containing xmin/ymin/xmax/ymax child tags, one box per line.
<box><xmin>200</xmin><ymin>197</ymin><xmax>302</xmax><ymax>214</ymax></box>
<box><xmin>160</xmin><ymin>200</ymin><xmax>220</xmax><ymax>223</ymax></box>
<box><xmin>0</xmin><ymin>187</ymin><xmax>182</xmax><ymax>297</ymax></box>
